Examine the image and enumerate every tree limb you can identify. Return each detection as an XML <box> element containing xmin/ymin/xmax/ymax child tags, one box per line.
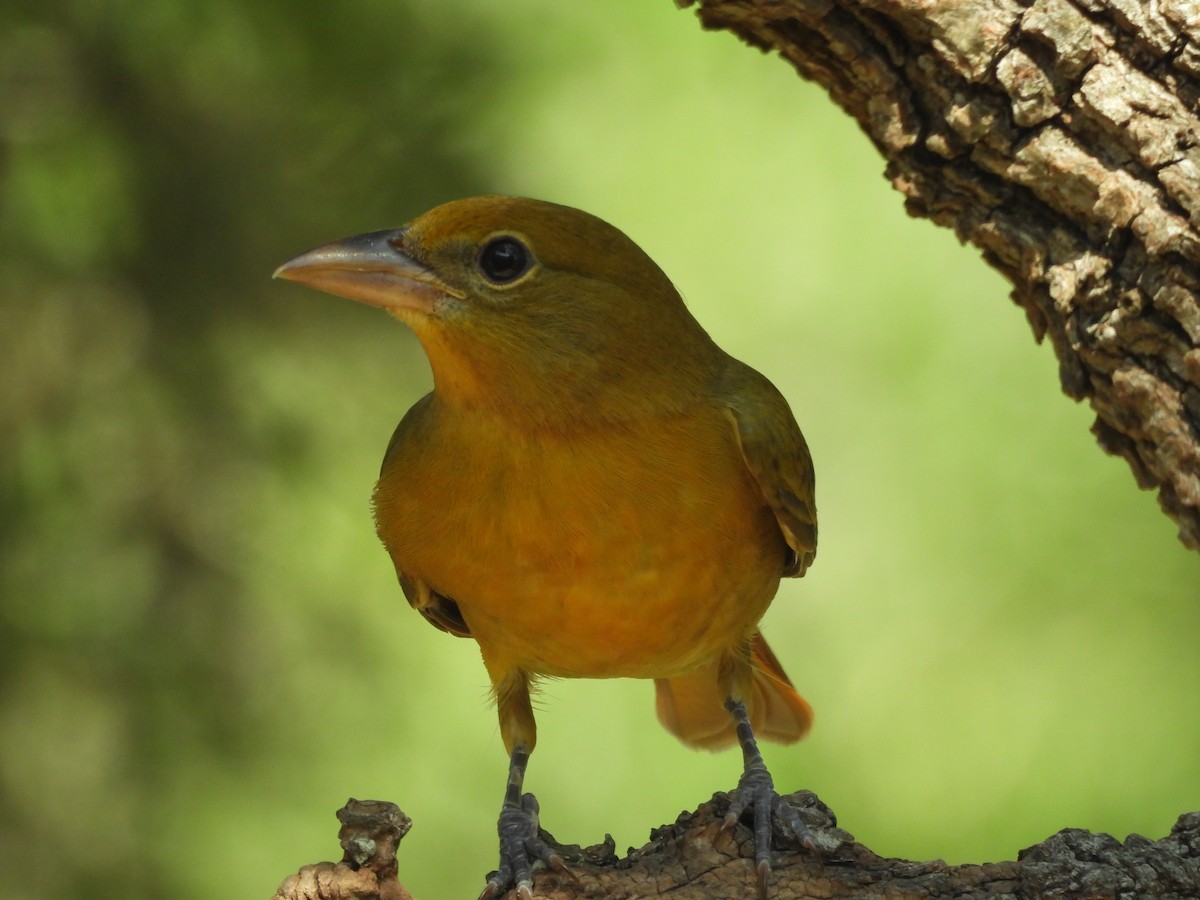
<box><xmin>271</xmin><ymin>794</ymin><xmax>1200</xmax><ymax>898</ymax></box>
<box><xmin>678</xmin><ymin>0</ymin><xmax>1200</xmax><ymax>550</ymax></box>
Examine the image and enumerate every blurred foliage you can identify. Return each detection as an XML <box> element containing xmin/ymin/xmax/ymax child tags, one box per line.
<box><xmin>1</xmin><ymin>2</ymin><xmax>1197</xmax><ymax>899</ymax></box>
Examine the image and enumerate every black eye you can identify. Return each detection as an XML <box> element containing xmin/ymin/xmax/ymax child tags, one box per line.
<box><xmin>478</xmin><ymin>237</ymin><xmax>532</xmax><ymax>284</ymax></box>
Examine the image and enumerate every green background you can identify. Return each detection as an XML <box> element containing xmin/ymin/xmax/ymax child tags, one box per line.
<box><xmin>3</xmin><ymin>2</ymin><xmax>1197</xmax><ymax>898</ymax></box>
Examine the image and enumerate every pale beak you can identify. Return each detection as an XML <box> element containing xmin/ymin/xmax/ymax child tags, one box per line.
<box><xmin>273</xmin><ymin>229</ymin><xmax>455</xmax><ymax>314</ymax></box>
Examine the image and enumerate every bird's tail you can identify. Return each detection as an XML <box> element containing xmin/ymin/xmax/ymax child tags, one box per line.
<box><xmin>654</xmin><ymin>630</ymin><xmax>813</xmax><ymax>750</ymax></box>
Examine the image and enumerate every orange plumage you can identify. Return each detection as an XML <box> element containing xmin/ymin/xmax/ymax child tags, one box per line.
<box><xmin>276</xmin><ymin>196</ymin><xmax>818</xmax><ymax>898</ymax></box>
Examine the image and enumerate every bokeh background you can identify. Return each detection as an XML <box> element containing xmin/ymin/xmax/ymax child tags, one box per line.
<box><xmin>3</xmin><ymin>2</ymin><xmax>1198</xmax><ymax>898</ymax></box>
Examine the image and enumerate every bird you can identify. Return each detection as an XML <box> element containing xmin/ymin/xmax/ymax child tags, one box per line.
<box><xmin>275</xmin><ymin>196</ymin><xmax>819</xmax><ymax>899</ymax></box>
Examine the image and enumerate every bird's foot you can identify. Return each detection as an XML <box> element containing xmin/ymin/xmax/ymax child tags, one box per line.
<box><xmin>480</xmin><ymin>792</ymin><xmax>572</xmax><ymax>900</ymax></box>
<box><xmin>722</xmin><ymin>761</ymin><xmax>818</xmax><ymax>899</ymax></box>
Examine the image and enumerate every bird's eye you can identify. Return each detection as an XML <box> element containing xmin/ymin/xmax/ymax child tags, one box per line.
<box><xmin>477</xmin><ymin>237</ymin><xmax>532</xmax><ymax>285</ymax></box>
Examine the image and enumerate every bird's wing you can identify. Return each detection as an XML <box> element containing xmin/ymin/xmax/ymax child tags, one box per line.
<box><xmin>379</xmin><ymin>393</ymin><xmax>473</xmax><ymax>638</ymax></box>
<box><xmin>379</xmin><ymin>392</ymin><xmax>432</xmax><ymax>476</ymax></box>
<box><xmin>716</xmin><ymin>359</ymin><xmax>817</xmax><ymax>577</ymax></box>
<box><xmin>398</xmin><ymin>572</ymin><xmax>473</xmax><ymax>638</ymax></box>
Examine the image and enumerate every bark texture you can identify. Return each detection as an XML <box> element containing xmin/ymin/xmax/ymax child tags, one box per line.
<box><xmin>679</xmin><ymin>0</ymin><xmax>1200</xmax><ymax>550</ymax></box>
<box><xmin>273</xmin><ymin>800</ymin><xmax>416</xmax><ymax>900</ymax></box>
<box><xmin>271</xmin><ymin>793</ymin><xmax>1200</xmax><ymax>898</ymax></box>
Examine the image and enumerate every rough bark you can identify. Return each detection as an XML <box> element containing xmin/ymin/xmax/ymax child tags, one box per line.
<box><xmin>271</xmin><ymin>793</ymin><xmax>1200</xmax><ymax>898</ymax></box>
<box><xmin>273</xmin><ymin>800</ymin><xmax>416</xmax><ymax>900</ymax></box>
<box><xmin>677</xmin><ymin>0</ymin><xmax>1200</xmax><ymax>551</ymax></box>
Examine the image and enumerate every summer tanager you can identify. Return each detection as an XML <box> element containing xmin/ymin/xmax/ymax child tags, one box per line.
<box><xmin>275</xmin><ymin>196</ymin><xmax>818</xmax><ymax>899</ymax></box>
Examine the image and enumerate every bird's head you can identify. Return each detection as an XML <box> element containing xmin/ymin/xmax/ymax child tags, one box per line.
<box><xmin>275</xmin><ymin>196</ymin><xmax>721</xmax><ymax>424</ymax></box>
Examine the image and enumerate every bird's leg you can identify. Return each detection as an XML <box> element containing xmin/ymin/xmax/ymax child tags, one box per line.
<box><xmin>479</xmin><ymin>746</ymin><xmax>568</xmax><ymax>900</ymax></box>
<box><xmin>722</xmin><ymin>697</ymin><xmax>817</xmax><ymax>899</ymax></box>
<box><xmin>480</xmin><ymin>668</ymin><xmax>571</xmax><ymax>900</ymax></box>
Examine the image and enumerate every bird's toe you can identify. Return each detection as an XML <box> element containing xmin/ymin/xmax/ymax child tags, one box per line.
<box><xmin>480</xmin><ymin>792</ymin><xmax>567</xmax><ymax>899</ymax></box>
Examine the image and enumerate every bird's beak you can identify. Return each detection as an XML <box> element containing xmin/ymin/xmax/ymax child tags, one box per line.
<box><xmin>273</xmin><ymin>229</ymin><xmax>459</xmax><ymax>314</ymax></box>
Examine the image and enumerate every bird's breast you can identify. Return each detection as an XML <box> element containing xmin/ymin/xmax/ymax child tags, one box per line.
<box><xmin>373</xmin><ymin>403</ymin><xmax>786</xmax><ymax>679</ymax></box>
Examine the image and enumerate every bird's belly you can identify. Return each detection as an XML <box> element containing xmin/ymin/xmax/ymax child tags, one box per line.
<box><xmin>376</xmin><ymin>412</ymin><xmax>786</xmax><ymax>679</ymax></box>
<box><xmin>465</xmin><ymin>521</ymin><xmax>780</xmax><ymax>679</ymax></box>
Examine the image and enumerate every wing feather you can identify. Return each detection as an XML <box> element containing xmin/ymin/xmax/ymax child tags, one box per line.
<box><xmin>379</xmin><ymin>392</ymin><xmax>473</xmax><ymax>638</ymax></box>
<box><xmin>716</xmin><ymin>360</ymin><xmax>817</xmax><ymax>577</ymax></box>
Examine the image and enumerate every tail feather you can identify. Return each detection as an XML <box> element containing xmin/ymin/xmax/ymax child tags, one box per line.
<box><xmin>655</xmin><ymin>631</ymin><xmax>812</xmax><ymax>750</ymax></box>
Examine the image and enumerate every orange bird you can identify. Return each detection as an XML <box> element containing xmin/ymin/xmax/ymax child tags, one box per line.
<box><xmin>275</xmin><ymin>196</ymin><xmax>818</xmax><ymax>898</ymax></box>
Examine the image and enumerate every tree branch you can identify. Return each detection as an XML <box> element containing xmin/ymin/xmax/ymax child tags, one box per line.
<box><xmin>677</xmin><ymin>0</ymin><xmax>1200</xmax><ymax>550</ymax></box>
<box><xmin>271</xmin><ymin>794</ymin><xmax>1200</xmax><ymax>898</ymax></box>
